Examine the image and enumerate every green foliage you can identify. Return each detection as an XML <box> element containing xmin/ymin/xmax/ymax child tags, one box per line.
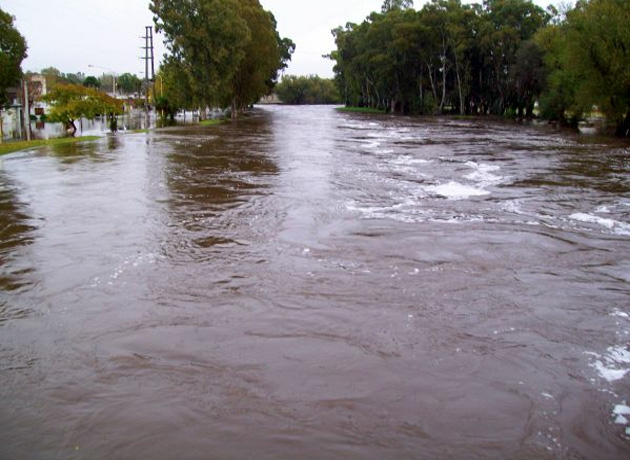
<box><xmin>41</xmin><ymin>67</ymin><xmax>90</xmax><ymax>88</ymax></box>
<box><xmin>43</xmin><ymin>83</ymin><xmax>123</xmax><ymax>134</ymax></box>
<box><xmin>150</xmin><ymin>0</ymin><xmax>293</xmax><ymax>118</ymax></box>
<box><xmin>331</xmin><ymin>0</ymin><xmax>629</xmax><ymax>135</ymax></box>
<box><xmin>117</xmin><ymin>73</ymin><xmax>142</xmax><ymax>95</ymax></box>
<box><xmin>83</xmin><ymin>76</ymin><xmax>101</xmax><ymax>88</ymax></box>
<box><xmin>0</xmin><ymin>7</ymin><xmax>27</xmax><ymax>108</ymax></box>
<box><xmin>275</xmin><ymin>75</ymin><xmax>341</xmax><ymax>105</ymax></box>
<box><xmin>535</xmin><ymin>0</ymin><xmax>630</xmax><ymax>135</ymax></box>
<box><xmin>330</xmin><ymin>0</ymin><xmax>550</xmax><ymax>116</ymax></box>
<box><xmin>382</xmin><ymin>0</ymin><xmax>414</xmax><ymax>13</ymax></box>
<box><xmin>225</xmin><ymin>0</ymin><xmax>284</xmax><ymax>112</ymax></box>
<box><xmin>156</xmin><ymin>57</ymin><xmax>195</xmax><ymax>117</ymax></box>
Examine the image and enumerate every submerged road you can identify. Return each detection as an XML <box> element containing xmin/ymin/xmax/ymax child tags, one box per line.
<box><xmin>1</xmin><ymin>105</ymin><xmax>629</xmax><ymax>459</ymax></box>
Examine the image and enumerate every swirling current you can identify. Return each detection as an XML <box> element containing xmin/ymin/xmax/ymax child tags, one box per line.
<box><xmin>1</xmin><ymin>105</ymin><xmax>629</xmax><ymax>459</ymax></box>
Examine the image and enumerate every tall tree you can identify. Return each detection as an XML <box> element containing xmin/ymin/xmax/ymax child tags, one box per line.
<box><xmin>0</xmin><ymin>7</ymin><xmax>27</xmax><ymax>141</ymax></box>
<box><xmin>565</xmin><ymin>0</ymin><xmax>630</xmax><ymax>135</ymax></box>
<box><xmin>151</xmin><ymin>0</ymin><xmax>292</xmax><ymax>118</ymax></box>
<box><xmin>224</xmin><ymin>0</ymin><xmax>284</xmax><ymax>116</ymax></box>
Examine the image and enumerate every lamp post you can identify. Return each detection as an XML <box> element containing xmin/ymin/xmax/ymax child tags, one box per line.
<box><xmin>88</xmin><ymin>64</ymin><xmax>117</xmax><ymax>97</ymax></box>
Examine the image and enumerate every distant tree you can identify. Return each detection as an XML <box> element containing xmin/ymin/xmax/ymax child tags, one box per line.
<box><xmin>40</xmin><ymin>67</ymin><xmax>64</xmax><ymax>87</ymax></box>
<box><xmin>98</xmin><ymin>74</ymin><xmax>117</xmax><ymax>94</ymax></box>
<box><xmin>0</xmin><ymin>7</ymin><xmax>27</xmax><ymax>140</ymax></box>
<box><xmin>43</xmin><ymin>83</ymin><xmax>123</xmax><ymax>134</ymax></box>
<box><xmin>276</xmin><ymin>75</ymin><xmax>341</xmax><ymax>105</ymax></box>
<box><xmin>117</xmin><ymin>73</ymin><xmax>142</xmax><ymax>95</ymax></box>
<box><xmin>83</xmin><ymin>76</ymin><xmax>101</xmax><ymax>89</ymax></box>
<box><xmin>64</xmin><ymin>72</ymin><xmax>85</xmax><ymax>85</ymax></box>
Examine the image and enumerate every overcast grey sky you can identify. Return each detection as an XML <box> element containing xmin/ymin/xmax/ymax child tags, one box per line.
<box><xmin>2</xmin><ymin>0</ymin><xmax>556</xmax><ymax>79</ymax></box>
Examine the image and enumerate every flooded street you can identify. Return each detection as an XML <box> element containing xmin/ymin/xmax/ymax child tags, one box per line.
<box><xmin>1</xmin><ymin>105</ymin><xmax>629</xmax><ymax>459</ymax></box>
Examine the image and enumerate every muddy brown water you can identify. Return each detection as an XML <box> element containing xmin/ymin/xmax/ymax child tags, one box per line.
<box><xmin>1</xmin><ymin>105</ymin><xmax>629</xmax><ymax>459</ymax></box>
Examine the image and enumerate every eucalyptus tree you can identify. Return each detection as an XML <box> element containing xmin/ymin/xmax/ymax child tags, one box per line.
<box><xmin>564</xmin><ymin>0</ymin><xmax>630</xmax><ymax>135</ymax></box>
<box><xmin>150</xmin><ymin>0</ymin><xmax>293</xmax><ymax>118</ymax></box>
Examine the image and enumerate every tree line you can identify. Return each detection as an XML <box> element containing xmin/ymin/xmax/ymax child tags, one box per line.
<box><xmin>275</xmin><ymin>75</ymin><xmax>341</xmax><ymax>105</ymax></box>
<box><xmin>330</xmin><ymin>0</ymin><xmax>630</xmax><ymax>136</ymax></box>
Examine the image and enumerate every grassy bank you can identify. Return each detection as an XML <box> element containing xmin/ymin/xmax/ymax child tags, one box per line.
<box><xmin>199</xmin><ymin>119</ymin><xmax>224</xmax><ymax>127</ymax></box>
<box><xmin>0</xmin><ymin>136</ymin><xmax>102</xmax><ymax>156</ymax></box>
<box><xmin>336</xmin><ymin>106</ymin><xmax>386</xmax><ymax>114</ymax></box>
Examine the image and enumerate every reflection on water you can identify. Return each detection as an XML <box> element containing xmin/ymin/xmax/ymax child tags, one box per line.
<box><xmin>0</xmin><ymin>107</ymin><xmax>629</xmax><ymax>460</ymax></box>
<box><xmin>0</xmin><ymin>171</ymin><xmax>36</xmax><ymax>321</ymax></box>
<box><xmin>3</xmin><ymin>110</ymin><xmax>206</xmax><ymax>142</ymax></box>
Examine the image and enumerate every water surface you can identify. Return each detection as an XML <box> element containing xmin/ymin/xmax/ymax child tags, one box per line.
<box><xmin>1</xmin><ymin>106</ymin><xmax>629</xmax><ymax>459</ymax></box>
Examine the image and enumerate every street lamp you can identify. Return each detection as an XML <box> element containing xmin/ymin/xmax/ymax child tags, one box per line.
<box><xmin>88</xmin><ymin>64</ymin><xmax>117</xmax><ymax>96</ymax></box>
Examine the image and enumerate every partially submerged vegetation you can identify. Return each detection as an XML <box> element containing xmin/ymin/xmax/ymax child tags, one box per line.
<box><xmin>42</xmin><ymin>84</ymin><xmax>123</xmax><ymax>134</ymax></box>
<box><xmin>199</xmin><ymin>119</ymin><xmax>223</xmax><ymax>127</ymax></box>
<box><xmin>330</xmin><ymin>0</ymin><xmax>630</xmax><ymax>136</ymax></box>
<box><xmin>0</xmin><ymin>136</ymin><xmax>101</xmax><ymax>156</ymax></box>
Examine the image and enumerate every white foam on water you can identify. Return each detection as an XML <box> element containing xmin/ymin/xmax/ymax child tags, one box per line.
<box><xmin>392</xmin><ymin>155</ymin><xmax>430</xmax><ymax>166</ymax></box>
<box><xmin>426</xmin><ymin>181</ymin><xmax>490</xmax><ymax>200</ymax></box>
<box><xmin>613</xmin><ymin>405</ymin><xmax>630</xmax><ymax>426</ymax></box>
<box><xmin>569</xmin><ymin>213</ymin><xmax>630</xmax><ymax>236</ymax></box>
<box><xmin>587</xmin><ymin>345</ymin><xmax>630</xmax><ymax>382</ymax></box>
<box><xmin>464</xmin><ymin>162</ymin><xmax>505</xmax><ymax>186</ymax></box>
<box><xmin>500</xmin><ymin>200</ymin><xmax>524</xmax><ymax>214</ymax></box>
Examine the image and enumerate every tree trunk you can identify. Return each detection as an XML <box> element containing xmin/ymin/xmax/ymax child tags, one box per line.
<box><xmin>67</xmin><ymin>119</ymin><xmax>77</xmax><ymax>136</ymax></box>
<box><xmin>231</xmin><ymin>98</ymin><xmax>238</xmax><ymax>120</ymax></box>
<box><xmin>439</xmin><ymin>36</ymin><xmax>447</xmax><ymax>114</ymax></box>
<box><xmin>426</xmin><ymin>63</ymin><xmax>438</xmax><ymax>108</ymax></box>
<box><xmin>419</xmin><ymin>68</ymin><xmax>424</xmax><ymax>114</ymax></box>
<box><xmin>453</xmin><ymin>51</ymin><xmax>464</xmax><ymax>115</ymax></box>
<box><xmin>0</xmin><ymin>110</ymin><xmax>4</xmax><ymax>143</ymax></box>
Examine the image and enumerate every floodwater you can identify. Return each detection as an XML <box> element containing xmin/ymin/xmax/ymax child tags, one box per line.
<box><xmin>1</xmin><ymin>105</ymin><xmax>629</xmax><ymax>459</ymax></box>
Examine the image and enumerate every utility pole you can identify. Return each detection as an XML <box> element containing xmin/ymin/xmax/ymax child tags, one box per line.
<box><xmin>141</xmin><ymin>26</ymin><xmax>155</xmax><ymax>118</ymax></box>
